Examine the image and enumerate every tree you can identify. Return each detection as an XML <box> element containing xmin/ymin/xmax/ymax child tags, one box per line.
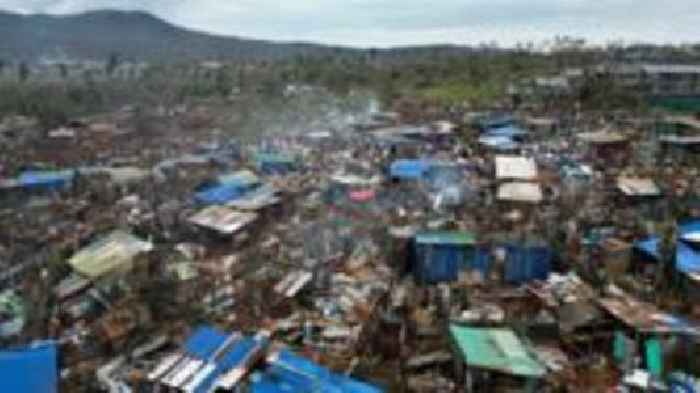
<box><xmin>106</xmin><ymin>52</ymin><xmax>120</xmax><ymax>76</ymax></box>
<box><xmin>18</xmin><ymin>62</ymin><xmax>30</xmax><ymax>82</ymax></box>
<box><xmin>58</xmin><ymin>63</ymin><xmax>68</xmax><ymax>79</ymax></box>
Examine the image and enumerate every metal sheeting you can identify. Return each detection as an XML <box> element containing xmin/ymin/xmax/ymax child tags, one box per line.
<box><xmin>449</xmin><ymin>325</ymin><xmax>546</xmax><ymax>378</ymax></box>
<box><xmin>495</xmin><ymin>156</ymin><xmax>537</xmax><ymax>180</ymax></box>
<box><xmin>414</xmin><ymin>237</ymin><xmax>474</xmax><ymax>284</ymax></box>
<box><xmin>497</xmin><ymin>182</ymin><xmax>543</xmax><ymax>203</ymax></box>
<box><xmin>415</xmin><ymin>232</ymin><xmax>475</xmax><ymax>246</ymax></box>
<box><xmin>189</xmin><ymin>206</ymin><xmax>258</xmax><ymax>235</ymax></box>
<box><xmin>0</xmin><ymin>342</ymin><xmax>58</xmax><ymax>393</ymax></box>
<box><xmin>504</xmin><ymin>244</ymin><xmax>552</xmax><ymax>284</ymax></box>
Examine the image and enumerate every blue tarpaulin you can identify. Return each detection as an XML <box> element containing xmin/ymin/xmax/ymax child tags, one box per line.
<box><xmin>634</xmin><ymin>237</ymin><xmax>661</xmax><ymax>261</ymax></box>
<box><xmin>390</xmin><ymin>159</ymin><xmax>433</xmax><ymax>180</ymax></box>
<box><xmin>250</xmin><ymin>349</ymin><xmax>383</xmax><ymax>393</ymax></box>
<box><xmin>195</xmin><ymin>184</ymin><xmax>245</xmax><ymax>205</ymax></box>
<box><xmin>504</xmin><ymin>244</ymin><xmax>552</xmax><ymax>284</ymax></box>
<box><xmin>0</xmin><ymin>341</ymin><xmax>58</xmax><ymax>393</ymax></box>
<box><xmin>677</xmin><ymin>220</ymin><xmax>700</xmax><ymax>275</ymax></box>
<box><xmin>633</xmin><ymin>220</ymin><xmax>700</xmax><ymax>274</ymax></box>
<box><xmin>18</xmin><ymin>170</ymin><xmax>74</xmax><ymax>191</ymax></box>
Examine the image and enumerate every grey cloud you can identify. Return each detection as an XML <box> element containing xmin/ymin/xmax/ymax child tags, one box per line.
<box><xmin>1</xmin><ymin>0</ymin><xmax>698</xmax><ymax>46</ymax></box>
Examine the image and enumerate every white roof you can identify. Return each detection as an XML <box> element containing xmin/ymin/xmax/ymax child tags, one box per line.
<box><xmin>617</xmin><ymin>178</ymin><xmax>660</xmax><ymax>196</ymax></box>
<box><xmin>189</xmin><ymin>206</ymin><xmax>258</xmax><ymax>234</ymax></box>
<box><xmin>498</xmin><ymin>182</ymin><xmax>543</xmax><ymax>203</ymax></box>
<box><xmin>495</xmin><ymin>156</ymin><xmax>537</xmax><ymax>180</ymax></box>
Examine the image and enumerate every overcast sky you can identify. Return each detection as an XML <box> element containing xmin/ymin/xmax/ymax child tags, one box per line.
<box><xmin>1</xmin><ymin>0</ymin><xmax>699</xmax><ymax>48</ymax></box>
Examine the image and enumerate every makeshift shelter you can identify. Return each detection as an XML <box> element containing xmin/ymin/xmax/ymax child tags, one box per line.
<box><xmin>617</xmin><ymin>177</ymin><xmax>661</xmax><ymax>198</ymax></box>
<box><xmin>149</xmin><ymin>326</ymin><xmax>269</xmax><ymax>392</ymax></box>
<box><xmin>576</xmin><ymin>131</ymin><xmax>630</xmax><ymax>163</ymax></box>
<box><xmin>0</xmin><ymin>342</ymin><xmax>58</xmax><ymax>393</ymax></box>
<box><xmin>413</xmin><ymin>232</ymin><xmax>476</xmax><ymax>283</ymax></box>
<box><xmin>449</xmin><ymin>325</ymin><xmax>546</xmax><ymax>382</ymax></box>
<box><xmin>256</xmin><ymin>153</ymin><xmax>297</xmax><ymax>175</ymax></box>
<box><xmin>495</xmin><ymin>156</ymin><xmax>538</xmax><ymax>180</ymax></box>
<box><xmin>498</xmin><ymin>182</ymin><xmax>543</xmax><ymax>204</ymax></box>
<box><xmin>677</xmin><ymin>220</ymin><xmax>700</xmax><ymax>282</ymax></box>
<box><xmin>249</xmin><ymin>348</ymin><xmax>383</xmax><ymax>393</ymax></box>
<box><xmin>390</xmin><ymin>159</ymin><xmax>433</xmax><ymax>180</ymax></box>
<box><xmin>18</xmin><ymin>169</ymin><xmax>74</xmax><ymax>191</ymax></box>
<box><xmin>68</xmin><ymin>231</ymin><xmax>153</xmax><ymax>280</ymax></box>
<box><xmin>634</xmin><ymin>220</ymin><xmax>700</xmax><ymax>282</ymax></box>
<box><xmin>189</xmin><ymin>206</ymin><xmax>258</xmax><ymax>235</ymax></box>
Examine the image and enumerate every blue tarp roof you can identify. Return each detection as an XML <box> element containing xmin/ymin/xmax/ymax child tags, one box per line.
<box><xmin>631</xmin><ymin>220</ymin><xmax>700</xmax><ymax>274</ymax></box>
<box><xmin>252</xmin><ymin>349</ymin><xmax>383</xmax><ymax>393</ymax></box>
<box><xmin>195</xmin><ymin>184</ymin><xmax>245</xmax><ymax>205</ymax></box>
<box><xmin>18</xmin><ymin>170</ymin><xmax>74</xmax><ymax>190</ymax></box>
<box><xmin>634</xmin><ymin>237</ymin><xmax>661</xmax><ymax>261</ymax></box>
<box><xmin>677</xmin><ymin>220</ymin><xmax>700</xmax><ymax>275</ymax></box>
<box><xmin>0</xmin><ymin>342</ymin><xmax>58</xmax><ymax>393</ymax></box>
<box><xmin>390</xmin><ymin>159</ymin><xmax>433</xmax><ymax>180</ymax></box>
<box><xmin>483</xmin><ymin>125</ymin><xmax>527</xmax><ymax>138</ymax></box>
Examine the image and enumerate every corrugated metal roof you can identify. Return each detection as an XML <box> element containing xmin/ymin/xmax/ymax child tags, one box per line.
<box><xmin>617</xmin><ymin>178</ymin><xmax>660</xmax><ymax>197</ymax></box>
<box><xmin>449</xmin><ymin>325</ymin><xmax>546</xmax><ymax>377</ymax></box>
<box><xmin>189</xmin><ymin>206</ymin><xmax>258</xmax><ymax>234</ymax></box>
<box><xmin>495</xmin><ymin>156</ymin><xmax>537</xmax><ymax>180</ymax></box>
<box><xmin>415</xmin><ymin>231</ymin><xmax>475</xmax><ymax>246</ymax></box>
<box><xmin>497</xmin><ymin>182</ymin><xmax>543</xmax><ymax>203</ymax></box>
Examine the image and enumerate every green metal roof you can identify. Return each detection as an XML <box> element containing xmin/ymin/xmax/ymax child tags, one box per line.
<box><xmin>415</xmin><ymin>231</ymin><xmax>475</xmax><ymax>246</ymax></box>
<box><xmin>449</xmin><ymin>325</ymin><xmax>546</xmax><ymax>378</ymax></box>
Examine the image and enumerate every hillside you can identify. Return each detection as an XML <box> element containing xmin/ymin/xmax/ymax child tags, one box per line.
<box><xmin>0</xmin><ymin>10</ymin><xmax>354</xmax><ymax>63</ymax></box>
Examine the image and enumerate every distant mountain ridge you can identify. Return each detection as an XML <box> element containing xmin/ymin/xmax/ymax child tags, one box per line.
<box><xmin>0</xmin><ymin>9</ymin><xmax>356</xmax><ymax>63</ymax></box>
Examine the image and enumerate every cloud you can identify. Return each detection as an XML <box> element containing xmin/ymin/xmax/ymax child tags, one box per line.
<box><xmin>1</xmin><ymin>0</ymin><xmax>698</xmax><ymax>47</ymax></box>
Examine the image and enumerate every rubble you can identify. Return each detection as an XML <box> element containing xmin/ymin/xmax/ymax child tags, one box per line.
<box><xmin>3</xmin><ymin>82</ymin><xmax>700</xmax><ymax>393</ymax></box>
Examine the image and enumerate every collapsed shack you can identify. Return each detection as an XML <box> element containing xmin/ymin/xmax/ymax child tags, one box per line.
<box><xmin>449</xmin><ymin>324</ymin><xmax>547</xmax><ymax>393</ymax></box>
